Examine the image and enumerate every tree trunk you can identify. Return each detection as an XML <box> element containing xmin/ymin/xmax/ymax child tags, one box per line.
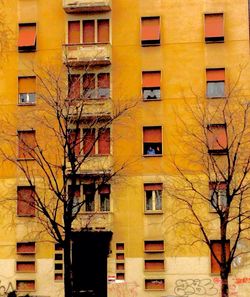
<box><xmin>64</xmin><ymin>232</ymin><xmax>73</xmax><ymax>297</ymax></box>
<box><xmin>221</xmin><ymin>273</ymin><xmax>229</xmax><ymax>297</ymax></box>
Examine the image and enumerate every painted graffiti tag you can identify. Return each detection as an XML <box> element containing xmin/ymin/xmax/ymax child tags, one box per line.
<box><xmin>108</xmin><ymin>281</ymin><xmax>139</xmax><ymax>297</ymax></box>
<box><xmin>0</xmin><ymin>281</ymin><xmax>14</xmax><ymax>297</ymax></box>
<box><xmin>174</xmin><ymin>279</ymin><xmax>218</xmax><ymax>296</ymax></box>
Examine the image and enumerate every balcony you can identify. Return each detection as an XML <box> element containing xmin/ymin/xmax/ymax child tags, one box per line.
<box><xmin>73</xmin><ymin>212</ymin><xmax>114</xmax><ymax>230</ymax></box>
<box><xmin>66</xmin><ymin>98</ymin><xmax>112</xmax><ymax>120</ymax></box>
<box><xmin>67</xmin><ymin>155</ymin><xmax>113</xmax><ymax>176</ymax></box>
<box><xmin>64</xmin><ymin>43</ymin><xmax>111</xmax><ymax>67</ymax></box>
<box><xmin>63</xmin><ymin>0</ymin><xmax>111</xmax><ymax>13</ymax></box>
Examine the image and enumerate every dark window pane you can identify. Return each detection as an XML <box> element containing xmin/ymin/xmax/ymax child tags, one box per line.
<box><xmin>207</xmin><ymin>82</ymin><xmax>224</xmax><ymax>98</ymax></box>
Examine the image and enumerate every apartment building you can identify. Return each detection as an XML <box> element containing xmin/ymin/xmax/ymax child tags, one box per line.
<box><xmin>0</xmin><ymin>1</ymin><xmax>249</xmax><ymax>297</ymax></box>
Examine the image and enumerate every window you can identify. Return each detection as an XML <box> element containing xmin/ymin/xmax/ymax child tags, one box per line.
<box><xmin>209</xmin><ymin>182</ymin><xmax>227</xmax><ymax>210</ymax></box>
<box><xmin>83</xmin><ymin>184</ymin><xmax>110</xmax><ymax>212</ymax></box>
<box><xmin>206</xmin><ymin>68</ymin><xmax>225</xmax><ymax>98</ymax></box>
<box><xmin>68</xmin><ymin>73</ymin><xmax>110</xmax><ymax>100</ymax></box>
<box><xmin>68</xmin><ymin>129</ymin><xmax>80</xmax><ymax>156</ymax></box>
<box><xmin>210</xmin><ymin>240</ymin><xmax>230</xmax><ymax>274</ymax></box>
<box><xmin>205</xmin><ymin>13</ymin><xmax>224</xmax><ymax>43</ymax></box>
<box><xmin>18</xmin><ymin>130</ymin><xmax>36</xmax><ymax>159</ymax></box>
<box><xmin>17</xmin><ymin>186</ymin><xmax>35</xmax><ymax>217</ymax></box>
<box><xmin>16</xmin><ymin>242</ymin><xmax>35</xmax><ymax>254</ymax></box>
<box><xmin>141</xmin><ymin>17</ymin><xmax>160</xmax><ymax>46</ymax></box>
<box><xmin>68</xmin><ymin>185</ymin><xmax>80</xmax><ymax>215</ymax></box>
<box><xmin>16</xmin><ymin>280</ymin><xmax>35</xmax><ymax>292</ymax></box>
<box><xmin>16</xmin><ymin>261</ymin><xmax>35</xmax><ymax>273</ymax></box>
<box><xmin>18</xmin><ymin>23</ymin><xmax>36</xmax><ymax>51</ymax></box>
<box><xmin>68</xmin><ymin>19</ymin><xmax>110</xmax><ymax>44</ymax></box>
<box><xmin>142</xmin><ymin>71</ymin><xmax>161</xmax><ymax>100</ymax></box>
<box><xmin>207</xmin><ymin>124</ymin><xmax>227</xmax><ymax>154</ymax></box>
<box><xmin>83</xmin><ymin>128</ymin><xmax>110</xmax><ymax>156</ymax></box>
<box><xmin>18</xmin><ymin>77</ymin><xmax>36</xmax><ymax>104</ymax></box>
<box><xmin>143</xmin><ymin>126</ymin><xmax>162</xmax><ymax>156</ymax></box>
<box><xmin>145</xmin><ymin>260</ymin><xmax>164</xmax><ymax>271</ymax></box>
<box><xmin>145</xmin><ymin>279</ymin><xmax>165</xmax><ymax>290</ymax></box>
<box><xmin>144</xmin><ymin>183</ymin><xmax>162</xmax><ymax>212</ymax></box>
<box><xmin>144</xmin><ymin>240</ymin><xmax>164</xmax><ymax>252</ymax></box>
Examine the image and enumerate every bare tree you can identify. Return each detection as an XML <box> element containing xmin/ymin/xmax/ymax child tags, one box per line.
<box><xmin>0</xmin><ymin>64</ymin><xmax>137</xmax><ymax>297</ymax></box>
<box><xmin>168</xmin><ymin>74</ymin><xmax>250</xmax><ymax>297</ymax></box>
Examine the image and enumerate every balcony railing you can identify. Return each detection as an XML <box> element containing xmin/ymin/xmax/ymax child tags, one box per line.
<box><xmin>63</xmin><ymin>0</ymin><xmax>111</xmax><ymax>13</ymax></box>
<box><xmin>66</xmin><ymin>98</ymin><xmax>112</xmax><ymax>119</ymax></box>
<box><xmin>73</xmin><ymin>212</ymin><xmax>114</xmax><ymax>230</ymax></box>
<box><xmin>63</xmin><ymin>43</ymin><xmax>111</xmax><ymax>66</ymax></box>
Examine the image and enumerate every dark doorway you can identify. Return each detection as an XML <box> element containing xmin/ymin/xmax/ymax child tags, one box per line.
<box><xmin>72</xmin><ymin>231</ymin><xmax>112</xmax><ymax>297</ymax></box>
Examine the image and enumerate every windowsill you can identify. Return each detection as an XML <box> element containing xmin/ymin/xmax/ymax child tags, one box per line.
<box><xmin>144</xmin><ymin>269</ymin><xmax>165</xmax><ymax>272</ymax></box>
<box><xmin>208</xmin><ymin>149</ymin><xmax>228</xmax><ymax>155</ymax></box>
<box><xmin>141</xmin><ymin>43</ymin><xmax>161</xmax><ymax>47</ymax></box>
<box><xmin>80</xmin><ymin>211</ymin><xmax>112</xmax><ymax>214</ymax></box>
<box><xmin>144</xmin><ymin>288</ymin><xmax>165</xmax><ymax>291</ymax></box>
<box><xmin>18</xmin><ymin>103</ymin><xmax>36</xmax><ymax>106</ymax></box>
<box><xmin>143</xmin><ymin>154</ymin><xmax>162</xmax><ymax>157</ymax></box>
<box><xmin>206</xmin><ymin>96</ymin><xmax>226</xmax><ymax>99</ymax></box>
<box><xmin>17</xmin><ymin>215</ymin><xmax>35</xmax><ymax>218</ymax></box>
<box><xmin>144</xmin><ymin>211</ymin><xmax>163</xmax><ymax>215</ymax></box>
<box><xmin>143</xmin><ymin>98</ymin><xmax>161</xmax><ymax>102</ymax></box>
<box><xmin>144</xmin><ymin>250</ymin><xmax>164</xmax><ymax>253</ymax></box>
<box><xmin>17</xmin><ymin>158</ymin><xmax>35</xmax><ymax>161</ymax></box>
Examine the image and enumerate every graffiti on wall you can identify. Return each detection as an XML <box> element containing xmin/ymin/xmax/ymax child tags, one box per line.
<box><xmin>108</xmin><ymin>281</ymin><xmax>139</xmax><ymax>297</ymax></box>
<box><xmin>164</xmin><ymin>279</ymin><xmax>218</xmax><ymax>297</ymax></box>
<box><xmin>0</xmin><ymin>281</ymin><xmax>14</xmax><ymax>297</ymax></box>
<box><xmin>164</xmin><ymin>277</ymin><xmax>250</xmax><ymax>297</ymax></box>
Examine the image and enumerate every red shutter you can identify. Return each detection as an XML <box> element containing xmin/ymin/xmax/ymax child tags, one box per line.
<box><xmin>82</xmin><ymin>74</ymin><xmax>95</xmax><ymax>89</ymax></box>
<box><xmin>98</xmin><ymin>128</ymin><xmax>110</xmax><ymax>155</ymax></box>
<box><xmin>98</xmin><ymin>184</ymin><xmax>110</xmax><ymax>194</ymax></box>
<box><xmin>143</xmin><ymin>127</ymin><xmax>162</xmax><ymax>143</ymax></box>
<box><xmin>206</xmin><ymin>69</ymin><xmax>225</xmax><ymax>81</ymax></box>
<box><xmin>83</xmin><ymin>184</ymin><xmax>95</xmax><ymax>194</ymax></box>
<box><xmin>18</xmin><ymin>131</ymin><xmax>36</xmax><ymax>159</ymax></box>
<box><xmin>141</xmin><ymin>17</ymin><xmax>160</xmax><ymax>41</ymax></box>
<box><xmin>68</xmin><ymin>21</ymin><xmax>80</xmax><ymax>44</ymax></box>
<box><xmin>98</xmin><ymin>73</ymin><xmax>110</xmax><ymax>88</ymax></box>
<box><xmin>205</xmin><ymin>14</ymin><xmax>224</xmax><ymax>38</ymax></box>
<box><xmin>209</xmin><ymin>182</ymin><xmax>227</xmax><ymax>190</ymax></box>
<box><xmin>68</xmin><ymin>130</ymin><xmax>80</xmax><ymax>156</ymax></box>
<box><xmin>211</xmin><ymin>241</ymin><xmax>230</xmax><ymax>274</ymax></box>
<box><xmin>17</xmin><ymin>187</ymin><xmax>35</xmax><ymax>216</ymax></box>
<box><xmin>144</xmin><ymin>184</ymin><xmax>163</xmax><ymax>191</ymax></box>
<box><xmin>97</xmin><ymin>20</ymin><xmax>109</xmax><ymax>43</ymax></box>
<box><xmin>83</xmin><ymin>129</ymin><xmax>95</xmax><ymax>155</ymax></box>
<box><xmin>18</xmin><ymin>24</ymin><xmax>36</xmax><ymax>47</ymax></box>
<box><xmin>142</xmin><ymin>71</ymin><xmax>161</xmax><ymax>87</ymax></box>
<box><xmin>82</xmin><ymin>20</ymin><xmax>95</xmax><ymax>43</ymax></box>
<box><xmin>207</xmin><ymin>125</ymin><xmax>227</xmax><ymax>150</ymax></box>
<box><xmin>68</xmin><ymin>75</ymin><xmax>80</xmax><ymax>99</ymax></box>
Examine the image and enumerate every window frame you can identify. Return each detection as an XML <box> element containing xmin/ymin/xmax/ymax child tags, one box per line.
<box><xmin>17</xmin><ymin>186</ymin><xmax>36</xmax><ymax>217</ymax></box>
<box><xmin>143</xmin><ymin>126</ymin><xmax>163</xmax><ymax>157</ymax></box>
<box><xmin>18</xmin><ymin>23</ymin><xmax>37</xmax><ymax>52</ymax></box>
<box><xmin>67</xmin><ymin>18</ymin><xmax>110</xmax><ymax>45</ymax></box>
<box><xmin>144</xmin><ymin>183</ymin><xmax>163</xmax><ymax>213</ymax></box>
<box><xmin>207</xmin><ymin>123</ymin><xmax>228</xmax><ymax>155</ymax></box>
<box><xmin>17</xmin><ymin>130</ymin><xmax>36</xmax><ymax>160</ymax></box>
<box><xmin>210</xmin><ymin>240</ymin><xmax>230</xmax><ymax>274</ymax></box>
<box><xmin>142</xmin><ymin>71</ymin><xmax>161</xmax><ymax>101</ymax></box>
<box><xmin>18</xmin><ymin>76</ymin><xmax>36</xmax><ymax>105</ymax></box>
<box><xmin>141</xmin><ymin>16</ymin><xmax>161</xmax><ymax>47</ymax></box>
<box><xmin>206</xmin><ymin>68</ymin><xmax>225</xmax><ymax>99</ymax></box>
<box><xmin>209</xmin><ymin>181</ymin><xmax>227</xmax><ymax>211</ymax></box>
<box><xmin>72</xmin><ymin>183</ymin><xmax>111</xmax><ymax>213</ymax></box>
<box><xmin>204</xmin><ymin>13</ymin><xmax>224</xmax><ymax>43</ymax></box>
<box><xmin>68</xmin><ymin>72</ymin><xmax>111</xmax><ymax>100</ymax></box>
